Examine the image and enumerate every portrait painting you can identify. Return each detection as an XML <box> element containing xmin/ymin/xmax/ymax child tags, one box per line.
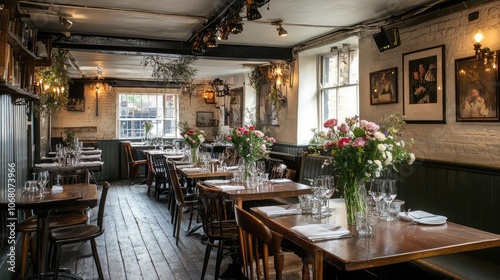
<box><xmin>369</xmin><ymin>67</ymin><xmax>398</xmax><ymax>105</ymax></box>
<box><xmin>455</xmin><ymin>55</ymin><xmax>499</xmax><ymax>122</ymax></box>
<box><xmin>67</xmin><ymin>98</ymin><xmax>85</xmax><ymax>112</ymax></box>
<box><xmin>403</xmin><ymin>45</ymin><xmax>446</xmax><ymax>123</ymax></box>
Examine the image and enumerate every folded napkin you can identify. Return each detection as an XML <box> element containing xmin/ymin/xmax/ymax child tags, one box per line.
<box><xmin>270</xmin><ymin>178</ymin><xmax>292</xmax><ymax>183</ymax></box>
<box><xmin>177</xmin><ymin>164</ymin><xmax>196</xmax><ymax>169</ymax></box>
<box><xmin>399</xmin><ymin>210</ymin><xmax>447</xmax><ymax>225</ymax></box>
<box><xmin>257</xmin><ymin>205</ymin><xmax>302</xmax><ymax>218</ymax></box>
<box><xmin>79</xmin><ymin>161</ymin><xmax>104</xmax><ymax>166</ymax></box>
<box><xmin>226</xmin><ymin>166</ymin><xmax>240</xmax><ymax>170</ymax></box>
<box><xmin>35</xmin><ymin>163</ymin><xmax>57</xmax><ymax>167</ymax></box>
<box><xmin>182</xmin><ymin>167</ymin><xmax>202</xmax><ymax>173</ymax></box>
<box><xmin>291</xmin><ymin>224</ymin><xmax>350</xmax><ymax>242</ymax></box>
<box><xmin>215</xmin><ymin>185</ymin><xmax>246</xmax><ymax>191</ymax></box>
<box><xmin>204</xmin><ymin>179</ymin><xmax>231</xmax><ymax>184</ymax></box>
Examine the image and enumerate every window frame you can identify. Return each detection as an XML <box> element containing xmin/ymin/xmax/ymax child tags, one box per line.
<box><xmin>117</xmin><ymin>92</ymin><xmax>179</xmax><ymax>139</ymax></box>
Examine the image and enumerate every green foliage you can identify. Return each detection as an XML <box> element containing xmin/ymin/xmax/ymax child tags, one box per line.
<box><xmin>34</xmin><ymin>49</ymin><xmax>72</xmax><ymax>117</ymax></box>
<box><xmin>142</xmin><ymin>55</ymin><xmax>199</xmax><ymax>87</ymax></box>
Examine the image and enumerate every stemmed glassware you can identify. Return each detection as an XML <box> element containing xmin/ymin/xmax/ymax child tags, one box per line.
<box><xmin>369</xmin><ymin>179</ymin><xmax>384</xmax><ymax>216</ymax></box>
<box><xmin>202</xmin><ymin>152</ymin><xmax>211</xmax><ymax>172</ymax></box>
<box><xmin>38</xmin><ymin>171</ymin><xmax>49</xmax><ymax>196</ymax></box>
<box><xmin>217</xmin><ymin>153</ymin><xmax>225</xmax><ymax>171</ymax></box>
<box><xmin>381</xmin><ymin>179</ymin><xmax>397</xmax><ymax>221</ymax></box>
<box><xmin>158</xmin><ymin>138</ymin><xmax>165</xmax><ymax>150</ymax></box>
<box><xmin>237</xmin><ymin>157</ymin><xmax>246</xmax><ymax>173</ymax></box>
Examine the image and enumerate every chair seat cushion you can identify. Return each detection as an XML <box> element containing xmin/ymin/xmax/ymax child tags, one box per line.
<box><xmin>50</xmin><ymin>224</ymin><xmax>103</xmax><ymax>243</ymax></box>
<box><xmin>16</xmin><ymin>214</ymin><xmax>89</xmax><ymax>232</ymax></box>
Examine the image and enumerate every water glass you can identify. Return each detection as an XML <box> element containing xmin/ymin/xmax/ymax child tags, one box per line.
<box><xmin>310</xmin><ymin>197</ymin><xmax>323</xmax><ymax>218</ymax></box>
<box><xmin>298</xmin><ymin>194</ymin><xmax>313</xmax><ymax>214</ymax></box>
<box><xmin>356</xmin><ymin>211</ymin><xmax>377</xmax><ymax>237</ymax></box>
<box><xmin>232</xmin><ymin>171</ymin><xmax>242</xmax><ymax>183</ymax></box>
<box><xmin>389</xmin><ymin>199</ymin><xmax>405</xmax><ymax>220</ymax></box>
<box><xmin>246</xmin><ymin>172</ymin><xmax>259</xmax><ymax>189</ymax></box>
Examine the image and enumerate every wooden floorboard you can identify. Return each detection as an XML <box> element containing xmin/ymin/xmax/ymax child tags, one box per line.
<box><xmin>23</xmin><ymin>180</ymin><xmax>303</xmax><ymax>280</ymax></box>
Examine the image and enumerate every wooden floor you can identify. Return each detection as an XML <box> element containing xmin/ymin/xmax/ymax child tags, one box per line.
<box><xmin>35</xmin><ymin>180</ymin><xmax>303</xmax><ymax>280</ymax></box>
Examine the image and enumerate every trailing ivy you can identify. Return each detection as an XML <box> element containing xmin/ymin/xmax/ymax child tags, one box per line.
<box><xmin>249</xmin><ymin>63</ymin><xmax>287</xmax><ymax>113</ymax></box>
<box><xmin>142</xmin><ymin>55</ymin><xmax>199</xmax><ymax>87</ymax></box>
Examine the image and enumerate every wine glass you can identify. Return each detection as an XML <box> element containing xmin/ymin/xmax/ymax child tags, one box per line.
<box><xmin>159</xmin><ymin>139</ymin><xmax>165</xmax><ymax>150</ymax></box>
<box><xmin>381</xmin><ymin>179</ymin><xmax>397</xmax><ymax>221</ymax></box>
<box><xmin>256</xmin><ymin>161</ymin><xmax>265</xmax><ymax>176</ymax></box>
<box><xmin>237</xmin><ymin>157</ymin><xmax>246</xmax><ymax>173</ymax></box>
<box><xmin>38</xmin><ymin>171</ymin><xmax>49</xmax><ymax>195</ymax></box>
<box><xmin>369</xmin><ymin>179</ymin><xmax>384</xmax><ymax>216</ymax></box>
<box><xmin>217</xmin><ymin>153</ymin><xmax>225</xmax><ymax>171</ymax></box>
<box><xmin>202</xmin><ymin>152</ymin><xmax>211</xmax><ymax>172</ymax></box>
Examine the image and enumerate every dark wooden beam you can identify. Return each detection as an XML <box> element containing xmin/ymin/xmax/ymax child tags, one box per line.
<box><xmin>45</xmin><ymin>33</ymin><xmax>293</xmax><ymax>61</ymax></box>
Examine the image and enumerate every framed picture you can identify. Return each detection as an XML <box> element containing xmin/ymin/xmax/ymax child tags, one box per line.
<box><xmin>402</xmin><ymin>45</ymin><xmax>446</xmax><ymax>123</ymax></box>
<box><xmin>196</xmin><ymin>111</ymin><xmax>214</xmax><ymax>127</ymax></box>
<box><xmin>455</xmin><ymin>55</ymin><xmax>499</xmax><ymax>122</ymax></box>
<box><xmin>369</xmin><ymin>67</ymin><xmax>398</xmax><ymax>105</ymax></box>
<box><xmin>67</xmin><ymin>98</ymin><xmax>85</xmax><ymax>112</ymax></box>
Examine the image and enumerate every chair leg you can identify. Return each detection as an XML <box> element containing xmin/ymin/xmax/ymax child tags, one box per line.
<box><xmin>215</xmin><ymin>241</ymin><xmax>225</xmax><ymax>280</ymax></box>
<box><xmin>19</xmin><ymin>232</ymin><xmax>31</xmax><ymax>278</ymax></box>
<box><xmin>53</xmin><ymin>243</ymin><xmax>62</xmax><ymax>280</ymax></box>
<box><xmin>187</xmin><ymin>206</ymin><xmax>194</xmax><ymax>232</ymax></box>
<box><xmin>90</xmin><ymin>238</ymin><xmax>104</xmax><ymax>280</ymax></box>
<box><xmin>201</xmin><ymin>243</ymin><xmax>212</xmax><ymax>280</ymax></box>
<box><xmin>172</xmin><ymin>206</ymin><xmax>178</xmax><ymax>237</ymax></box>
<box><xmin>175</xmin><ymin>206</ymin><xmax>182</xmax><ymax>245</ymax></box>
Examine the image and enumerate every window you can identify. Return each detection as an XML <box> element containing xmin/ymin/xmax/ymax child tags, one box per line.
<box><xmin>320</xmin><ymin>46</ymin><xmax>359</xmax><ymax>125</ymax></box>
<box><xmin>118</xmin><ymin>93</ymin><xmax>178</xmax><ymax>138</ymax></box>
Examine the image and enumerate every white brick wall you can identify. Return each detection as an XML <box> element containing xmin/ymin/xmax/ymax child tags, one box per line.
<box><xmin>360</xmin><ymin>1</ymin><xmax>500</xmax><ymax>165</ymax></box>
<box><xmin>51</xmin><ymin>85</ymin><xmax>218</xmax><ymax>140</ymax></box>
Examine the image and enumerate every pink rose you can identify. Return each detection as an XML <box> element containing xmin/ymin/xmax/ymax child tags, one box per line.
<box><xmin>323</xmin><ymin>118</ymin><xmax>338</xmax><ymax>128</ymax></box>
<box><xmin>352</xmin><ymin>137</ymin><xmax>367</xmax><ymax>147</ymax></box>
<box><xmin>338</xmin><ymin>137</ymin><xmax>351</xmax><ymax>148</ymax></box>
<box><xmin>188</xmin><ymin>129</ymin><xmax>194</xmax><ymax>134</ymax></box>
<box><xmin>270</xmin><ymin>137</ymin><xmax>276</xmax><ymax>143</ymax></box>
<box><xmin>226</xmin><ymin>135</ymin><xmax>232</xmax><ymax>141</ymax></box>
<box><xmin>339</xmin><ymin>123</ymin><xmax>349</xmax><ymax>133</ymax></box>
<box><xmin>254</xmin><ymin>130</ymin><xmax>264</xmax><ymax>137</ymax></box>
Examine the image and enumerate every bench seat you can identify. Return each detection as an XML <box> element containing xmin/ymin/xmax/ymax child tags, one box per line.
<box><xmin>411</xmin><ymin>253</ymin><xmax>500</xmax><ymax>280</ymax></box>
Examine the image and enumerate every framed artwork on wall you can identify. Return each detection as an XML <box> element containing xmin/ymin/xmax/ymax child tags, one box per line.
<box><xmin>369</xmin><ymin>67</ymin><xmax>398</xmax><ymax>105</ymax></box>
<box><xmin>402</xmin><ymin>45</ymin><xmax>446</xmax><ymax>123</ymax></box>
<box><xmin>67</xmin><ymin>98</ymin><xmax>85</xmax><ymax>112</ymax></box>
<box><xmin>455</xmin><ymin>54</ymin><xmax>499</xmax><ymax>122</ymax></box>
<box><xmin>196</xmin><ymin>111</ymin><xmax>214</xmax><ymax>127</ymax></box>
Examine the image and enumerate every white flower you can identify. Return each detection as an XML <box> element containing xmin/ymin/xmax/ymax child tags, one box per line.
<box><xmin>374</xmin><ymin>131</ymin><xmax>386</xmax><ymax>141</ymax></box>
<box><xmin>377</xmin><ymin>144</ymin><xmax>386</xmax><ymax>152</ymax></box>
<box><xmin>384</xmin><ymin>151</ymin><xmax>393</xmax><ymax>165</ymax></box>
<box><xmin>408</xmin><ymin>153</ymin><xmax>415</xmax><ymax>165</ymax></box>
<box><xmin>373</xmin><ymin>159</ymin><xmax>382</xmax><ymax>171</ymax></box>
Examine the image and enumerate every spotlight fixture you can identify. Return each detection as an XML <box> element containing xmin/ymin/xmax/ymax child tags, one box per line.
<box><xmin>473</xmin><ymin>32</ymin><xmax>497</xmax><ymax>69</ymax></box>
<box><xmin>246</xmin><ymin>0</ymin><xmax>262</xmax><ymax>21</ymax></box>
<box><xmin>205</xmin><ymin>31</ymin><xmax>218</xmax><ymax>48</ymax></box>
<box><xmin>272</xmin><ymin>21</ymin><xmax>288</xmax><ymax>37</ymax></box>
<box><xmin>230</xmin><ymin>13</ymin><xmax>244</xmax><ymax>34</ymax></box>
<box><xmin>58</xmin><ymin>16</ymin><xmax>72</xmax><ymax>29</ymax></box>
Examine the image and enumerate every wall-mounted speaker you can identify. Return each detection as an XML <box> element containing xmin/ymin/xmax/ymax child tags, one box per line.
<box><xmin>373</xmin><ymin>27</ymin><xmax>401</xmax><ymax>52</ymax></box>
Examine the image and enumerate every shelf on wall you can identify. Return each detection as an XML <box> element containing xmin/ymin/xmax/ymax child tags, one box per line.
<box><xmin>7</xmin><ymin>31</ymin><xmax>37</xmax><ymax>59</ymax></box>
<box><xmin>0</xmin><ymin>79</ymin><xmax>39</xmax><ymax>102</ymax></box>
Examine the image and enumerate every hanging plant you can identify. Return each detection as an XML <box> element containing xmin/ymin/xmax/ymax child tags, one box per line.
<box><xmin>142</xmin><ymin>55</ymin><xmax>199</xmax><ymax>88</ymax></box>
<box><xmin>34</xmin><ymin>49</ymin><xmax>73</xmax><ymax>117</ymax></box>
<box><xmin>249</xmin><ymin>63</ymin><xmax>288</xmax><ymax>113</ymax></box>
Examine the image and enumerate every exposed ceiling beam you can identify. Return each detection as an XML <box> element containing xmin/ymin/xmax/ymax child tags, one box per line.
<box><xmin>45</xmin><ymin>33</ymin><xmax>293</xmax><ymax>61</ymax></box>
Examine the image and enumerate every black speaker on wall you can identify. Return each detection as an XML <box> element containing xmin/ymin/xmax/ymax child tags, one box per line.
<box><xmin>373</xmin><ymin>27</ymin><xmax>401</xmax><ymax>52</ymax></box>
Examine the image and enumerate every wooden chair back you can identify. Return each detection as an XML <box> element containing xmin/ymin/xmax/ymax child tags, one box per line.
<box><xmin>166</xmin><ymin>161</ymin><xmax>186</xmax><ymax>205</ymax></box>
<box><xmin>123</xmin><ymin>141</ymin><xmax>134</xmax><ymax>164</ymax></box>
<box><xmin>97</xmin><ymin>181</ymin><xmax>110</xmax><ymax>230</ymax></box>
<box><xmin>196</xmin><ymin>183</ymin><xmax>237</xmax><ymax>240</ymax></box>
<box><xmin>223</xmin><ymin>147</ymin><xmax>240</xmax><ymax>166</ymax></box>
<box><xmin>234</xmin><ymin>204</ymin><xmax>275</xmax><ymax>280</ymax></box>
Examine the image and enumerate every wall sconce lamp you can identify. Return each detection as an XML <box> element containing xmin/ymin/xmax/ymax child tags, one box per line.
<box><xmin>211</xmin><ymin>78</ymin><xmax>229</xmax><ymax>97</ymax></box>
<box><xmin>272</xmin><ymin>21</ymin><xmax>288</xmax><ymax>37</ymax></box>
<box><xmin>59</xmin><ymin>16</ymin><xmax>73</xmax><ymax>29</ymax></box>
<box><xmin>474</xmin><ymin>32</ymin><xmax>497</xmax><ymax>69</ymax></box>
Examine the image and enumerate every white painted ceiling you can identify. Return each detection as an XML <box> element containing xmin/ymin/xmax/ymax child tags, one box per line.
<box><xmin>15</xmin><ymin>0</ymin><xmax>452</xmax><ymax>81</ymax></box>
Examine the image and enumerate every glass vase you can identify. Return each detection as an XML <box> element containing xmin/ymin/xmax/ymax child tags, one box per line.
<box><xmin>343</xmin><ymin>179</ymin><xmax>368</xmax><ymax>225</ymax></box>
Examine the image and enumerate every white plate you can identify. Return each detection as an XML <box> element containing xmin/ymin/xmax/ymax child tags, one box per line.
<box><xmin>415</xmin><ymin>216</ymin><xmax>447</xmax><ymax>225</ymax></box>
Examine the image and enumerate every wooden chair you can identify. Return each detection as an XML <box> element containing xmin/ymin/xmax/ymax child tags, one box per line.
<box><xmin>16</xmin><ymin>212</ymin><xmax>89</xmax><ymax>278</ymax></box>
<box><xmin>234</xmin><ymin>205</ymin><xmax>306</xmax><ymax>280</ymax></box>
<box><xmin>196</xmin><ymin>183</ymin><xmax>240</xmax><ymax>280</ymax></box>
<box><xmin>166</xmin><ymin>161</ymin><xmax>198</xmax><ymax>245</ymax></box>
<box><xmin>123</xmin><ymin>142</ymin><xmax>147</xmax><ymax>184</ymax></box>
<box><xmin>49</xmin><ymin>182</ymin><xmax>110</xmax><ymax>280</ymax></box>
<box><xmin>223</xmin><ymin>147</ymin><xmax>240</xmax><ymax>167</ymax></box>
<box><xmin>149</xmin><ymin>154</ymin><xmax>170</xmax><ymax>199</ymax></box>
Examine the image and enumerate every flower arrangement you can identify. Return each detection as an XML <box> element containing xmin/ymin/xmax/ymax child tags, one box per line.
<box><xmin>179</xmin><ymin>122</ymin><xmax>206</xmax><ymax>150</ymax></box>
<box><xmin>226</xmin><ymin>125</ymin><xmax>275</xmax><ymax>164</ymax></box>
<box><xmin>142</xmin><ymin>120</ymin><xmax>154</xmax><ymax>136</ymax></box>
<box><xmin>314</xmin><ymin>114</ymin><xmax>415</xmax><ymax>224</ymax></box>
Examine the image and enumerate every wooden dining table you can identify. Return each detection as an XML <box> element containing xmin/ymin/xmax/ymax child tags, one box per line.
<box><xmin>250</xmin><ymin>199</ymin><xmax>500</xmax><ymax>280</ymax></box>
<box><xmin>0</xmin><ymin>183</ymin><xmax>98</xmax><ymax>280</ymax></box>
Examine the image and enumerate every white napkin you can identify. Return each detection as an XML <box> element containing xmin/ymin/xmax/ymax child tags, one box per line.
<box><xmin>291</xmin><ymin>224</ymin><xmax>350</xmax><ymax>241</ymax></box>
<box><xmin>79</xmin><ymin>161</ymin><xmax>104</xmax><ymax>166</ymax></box>
<box><xmin>399</xmin><ymin>210</ymin><xmax>447</xmax><ymax>225</ymax></box>
<box><xmin>182</xmin><ymin>167</ymin><xmax>202</xmax><ymax>173</ymax></box>
<box><xmin>215</xmin><ymin>185</ymin><xmax>246</xmax><ymax>191</ymax></box>
<box><xmin>226</xmin><ymin>166</ymin><xmax>240</xmax><ymax>170</ymax></box>
<box><xmin>270</xmin><ymin>178</ymin><xmax>292</xmax><ymax>183</ymax></box>
<box><xmin>258</xmin><ymin>205</ymin><xmax>302</xmax><ymax>218</ymax></box>
<box><xmin>177</xmin><ymin>164</ymin><xmax>196</xmax><ymax>169</ymax></box>
<box><xmin>204</xmin><ymin>179</ymin><xmax>231</xmax><ymax>184</ymax></box>
<box><xmin>35</xmin><ymin>163</ymin><xmax>57</xmax><ymax>167</ymax></box>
